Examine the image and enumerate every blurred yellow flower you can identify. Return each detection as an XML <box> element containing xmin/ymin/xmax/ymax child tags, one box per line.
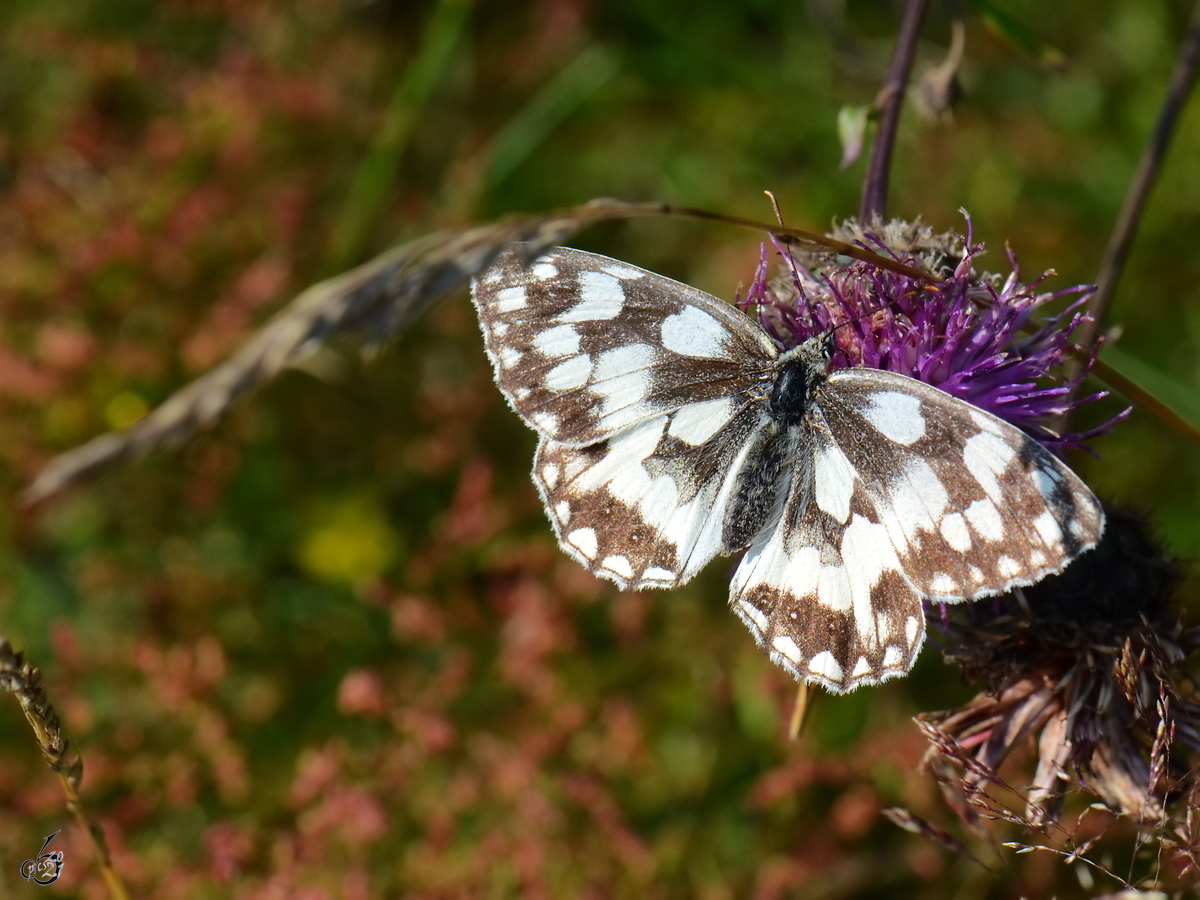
<box><xmin>296</xmin><ymin>497</ymin><xmax>400</xmax><ymax>586</ymax></box>
<box><xmin>104</xmin><ymin>391</ymin><xmax>149</xmax><ymax>430</ymax></box>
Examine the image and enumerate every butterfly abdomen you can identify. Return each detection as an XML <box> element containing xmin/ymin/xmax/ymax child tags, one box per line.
<box><xmin>722</xmin><ymin>423</ymin><xmax>794</xmax><ymax>552</ymax></box>
<box><xmin>723</xmin><ymin>353</ymin><xmax>820</xmax><ymax>552</ymax></box>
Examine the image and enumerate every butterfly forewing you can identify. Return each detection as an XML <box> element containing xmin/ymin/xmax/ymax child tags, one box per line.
<box><xmin>472</xmin><ymin>247</ymin><xmax>778</xmax><ymax>446</ymax></box>
<box><xmin>814</xmin><ymin>369</ymin><xmax>1104</xmax><ymax>600</ymax></box>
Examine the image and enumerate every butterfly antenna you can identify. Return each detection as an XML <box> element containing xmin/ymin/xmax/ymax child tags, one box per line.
<box><xmin>787</xmin><ymin>681</ymin><xmax>812</xmax><ymax>740</ymax></box>
<box><xmin>764</xmin><ymin>191</ymin><xmax>810</xmax><ymax>306</ymax></box>
<box><xmin>764</xmin><ymin>190</ymin><xmax>785</xmax><ymax>228</ymax></box>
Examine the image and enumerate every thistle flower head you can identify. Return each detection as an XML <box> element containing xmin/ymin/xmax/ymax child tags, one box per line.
<box><xmin>740</xmin><ymin>216</ymin><xmax>1125</xmax><ymax>451</ymax></box>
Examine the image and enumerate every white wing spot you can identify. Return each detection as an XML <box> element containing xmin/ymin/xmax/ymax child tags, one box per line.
<box><xmin>667</xmin><ymin>397</ymin><xmax>733</xmax><ymax>445</ymax></box>
<box><xmin>969</xmin><ymin>408</ymin><xmax>1005</xmax><ymax>436</ymax></box>
<box><xmin>498</xmin><ymin>346</ymin><xmax>522</xmax><ymax>368</ymax></box>
<box><xmin>906</xmin><ymin>460</ymin><xmax>948</xmax><ymax>531</ymax></box>
<box><xmin>905</xmin><ymin>616</ymin><xmax>919</xmax><ymax>646</ymax></box>
<box><xmin>965</xmin><ymin>498</ymin><xmax>1004</xmax><ymax>542</ymax></box>
<box><xmin>881</xmin><ymin>459</ymin><xmax>948</xmax><ymax>546</ymax></box>
<box><xmin>661</xmin><ymin>305</ymin><xmax>731</xmax><ymax>358</ymax></box>
<box><xmin>1030</xmin><ymin>550</ymin><xmax>1046</xmax><ymax>567</ymax></box>
<box><xmin>514</xmin><ymin>387</ymin><xmax>530</xmax><ymax>401</ymax></box>
<box><xmin>553</xmin><ymin>500</ymin><xmax>570</xmax><ymax>523</ymax></box>
<box><xmin>643</xmin><ymin>566</ymin><xmax>676</xmax><ymax>583</ymax></box>
<box><xmin>567</xmin><ymin>527</ymin><xmax>599</xmax><ymax>559</ymax></box>
<box><xmin>814</xmin><ymin>445</ymin><xmax>855</xmax><ymax>524</ymax></box>
<box><xmin>491</xmin><ymin>322</ymin><xmax>509</xmax><ymax>338</ymax></box>
<box><xmin>541</xmin><ymin>464</ymin><xmax>560</xmax><ymax>489</ymax></box>
<box><xmin>1033</xmin><ymin>467</ymin><xmax>1063</xmax><ymax>499</ymax></box>
<box><xmin>532</xmin><ymin>261</ymin><xmax>557</xmax><ymax>279</ymax></box>
<box><xmin>851</xmin><ymin>657</ymin><xmax>871</xmax><ymax>677</ymax></box>
<box><xmin>969</xmin><ymin>566</ymin><xmax>984</xmax><ymax>582</ymax></box>
<box><xmin>559</xmin><ymin>272</ymin><xmax>625</xmax><ymax>321</ymax></box>
<box><xmin>963</xmin><ymin>432</ymin><xmax>1016</xmax><ymax>503</ymax></box>
<box><xmin>808</xmin><ymin>651</ymin><xmax>843</xmax><ymax>682</ymax></box>
<box><xmin>494</xmin><ymin>286</ymin><xmax>527</xmax><ymax>312</ymax></box>
<box><xmin>882</xmin><ymin>646</ymin><xmax>904</xmax><ymax>668</ymax></box>
<box><xmin>533</xmin><ymin>323</ymin><xmax>582</xmax><ymax>358</ymax></box>
<box><xmin>863</xmin><ymin>392</ymin><xmax>925</xmax><ymax>445</ymax></box>
<box><xmin>817</xmin><ymin>563</ymin><xmax>852</xmax><ymax>612</ymax></box>
<box><xmin>602</xmin><ymin>263</ymin><xmax>644</xmax><ymax>280</ymax></box>
<box><xmin>592</xmin><ymin>344</ymin><xmax>656</xmax><ymax>423</ymax></box>
<box><xmin>997</xmin><ymin>556</ymin><xmax>1021</xmax><ymax>578</ymax></box>
<box><xmin>602</xmin><ymin>555</ymin><xmax>634</xmax><ymax>579</ymax></box>
<box><xmin>929</xmin><ymin>574</ymin><xmax>956</xmax><ymax>595</ymax></box>
<box><xmin>939</xmin><ymin>512</ymin><xmax>972</xmax><ymax>552</ymax></box>
<box><xmin>833</xmin><ymin>517</ymin><xmax>905</xmax><ymax>650</ymax></box>
<box><xmin>545</xmin><ymin>355</ymin><xmax>593</xmax><ymax>390</ymax></box>
<box><xmin>1033</xmin><ymin>511</ymin><xmax>1063</xmax><ymax>548</ymax></box>
<box><xmin>772</xmin><ymin>634</ymin><xmax>804</xmax><ymax>664</ymax></box>
<box><xmin>532</xmin><ymin>411</ymin><xmax>559</xmax><ymax>434</ymax></box>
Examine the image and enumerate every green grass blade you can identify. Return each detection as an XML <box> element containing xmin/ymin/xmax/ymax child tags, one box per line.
<box><xmin>324</xmin><ymin>0</ymin><xmax>471</xmax><ymax>272</ymax></box>
<box><xmin>484</xmin><ymin>43</ymin><xmax>619</xmax><ymax>190</ymax></box>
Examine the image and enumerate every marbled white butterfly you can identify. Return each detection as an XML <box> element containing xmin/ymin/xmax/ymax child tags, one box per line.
<box><xmin>471</xmin><ymin>246</ymin><xmax>1104</xmax><ymax>691</ymax></box>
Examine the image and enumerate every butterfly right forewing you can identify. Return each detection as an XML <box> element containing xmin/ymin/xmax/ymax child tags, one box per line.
<box><xmin>814</xmin><ymin>369</ymin><xmax>1105</xmax><ymax>602</ymax></box>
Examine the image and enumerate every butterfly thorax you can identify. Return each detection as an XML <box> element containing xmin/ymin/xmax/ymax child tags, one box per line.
<box><xmin>768</xmin><ymin>346</ymin><xmax>825</xmax><ymax>427</ymax></box>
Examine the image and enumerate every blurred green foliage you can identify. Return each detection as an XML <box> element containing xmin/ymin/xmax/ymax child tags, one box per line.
<box><xmin>0</xmin><ymin>0</ymin><xmax>1197</xmax><ymax>896</ymax></box>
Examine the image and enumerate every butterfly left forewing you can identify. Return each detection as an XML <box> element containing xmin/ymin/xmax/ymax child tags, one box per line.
<box><xmin>472</xmin><ymin>247</ymin><xmax>778</xmax><ymax>447</ymax></box>
<box><xmin>816</xmin><ymin>369</ymin><xmax>1104</xmax><ymax>601</ymax></box>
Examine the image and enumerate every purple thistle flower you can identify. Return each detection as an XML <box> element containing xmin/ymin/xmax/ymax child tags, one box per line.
<box><xmin>738</xmin><ymin>217</ymin><xmax>1127</xmax><ymax>452</ymax></box>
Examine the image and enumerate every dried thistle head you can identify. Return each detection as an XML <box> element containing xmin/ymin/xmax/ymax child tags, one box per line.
<box><xmin>922</xmin><ymin>507</ymin><xmax>1200</xmax><ymax>836</ymax></box>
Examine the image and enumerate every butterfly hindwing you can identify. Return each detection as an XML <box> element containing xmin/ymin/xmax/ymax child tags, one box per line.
<box><xmin>473</xmin><ymin>247</ymin><xmax>778</xmax><ymax>446</ymax></box>
<box><xmin>535</xmin><ymin>403</ymin><xmax>769</xmax><ymax>589</ymax></box>
<box><xmin>730</xmin><ymin>422</ymin><xmax>926</xmax><ymax>691</ymax></box>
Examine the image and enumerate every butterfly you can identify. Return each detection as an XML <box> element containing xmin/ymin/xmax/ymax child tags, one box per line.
<box><xmin>471</xmin><ymin>246</ymin><xmax>1104</xmax><ymax>691</ymax></box>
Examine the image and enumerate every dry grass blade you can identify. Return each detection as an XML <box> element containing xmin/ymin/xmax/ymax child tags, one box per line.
<box><xmin>21</xmin><ymin>199</ymin><xmax>627</xmax><ymax>505</ymax></box>
<box><xmin>882</xmin><ymin>807</ymin><xmax>994</xmax><ymax>873</ymax></box>
<box><xmin>1000</xmin><ymin>841</ymin><xmax>1129</xmax><ymax>886</ymax></box>
<box><xmin>23</xmin><ymin>199</ymin><xmax>937</xmax><ymax>505</ymax></box>
<box><xmin>663</xmin><ymin>205</ymin><xmax>940</xmax><ymax>282</ymax></box>
<box><xmin>1</xmin><ymin>636</ymin><xmax>130</xmax><ymax>900</ymax></box>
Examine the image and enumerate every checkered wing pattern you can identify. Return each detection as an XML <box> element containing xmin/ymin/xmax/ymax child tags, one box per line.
<box><xmin>472</xmin><ymin>247</ymin><xmax>1105</xmax><ymax>692</ymax></box>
